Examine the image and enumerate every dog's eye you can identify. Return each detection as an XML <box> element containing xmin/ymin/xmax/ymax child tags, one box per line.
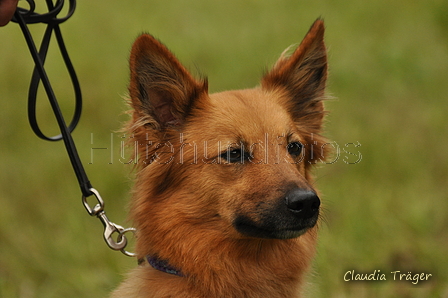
<box><xmin>221</xmin><ymin>148</ymin><xmax>245</xmax><ymax>163</ymax></box>
<box><xmin>287</xmin><ymin>142</ymin><xmax>303</xmax><ymax>157</ymax></box>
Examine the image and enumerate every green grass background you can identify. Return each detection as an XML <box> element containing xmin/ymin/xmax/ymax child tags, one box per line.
<box><xmin>1</xmin><ymin>0</ymin><xmax>447</xmax><ymax>297</ymax></box>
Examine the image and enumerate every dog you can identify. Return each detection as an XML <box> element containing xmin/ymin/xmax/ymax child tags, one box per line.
<box><xmin>111</xmin><ymin>19</ymin><xmax>330</xmax><ymax>298</ymax></box>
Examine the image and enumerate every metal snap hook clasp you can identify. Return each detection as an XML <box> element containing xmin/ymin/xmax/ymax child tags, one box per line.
<box><xmin>82</xmin><ymin>188</ymin><xmax>136</xmax><ymax>257</ymax></box>
<box><xmin>97</xmin><ymin>211</ymin><xmax>127</xmax><ymax>251</ymax></box>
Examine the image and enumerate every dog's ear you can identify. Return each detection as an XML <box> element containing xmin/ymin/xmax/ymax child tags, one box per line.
<box><xmin>262</xmin><ymin>19</ymin><xmax>327</xmax><ymax>132</ymax></box>
<box><xmin>128</xmin><ymin>34</ymin><xmax>208</xmax><ymax>130</ymax></box>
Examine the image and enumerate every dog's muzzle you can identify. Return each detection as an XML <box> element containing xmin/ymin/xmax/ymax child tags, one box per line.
<box><xmin>234</xmin><ymin>188</ymin><xmax>320</xmax><ymax>239</ymax></box>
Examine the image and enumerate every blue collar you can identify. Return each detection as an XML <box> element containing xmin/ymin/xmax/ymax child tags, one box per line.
<box><xmin>144</xmin><ymin>255</ymin><xmax>184</xmax><ymax>277</ymax></box>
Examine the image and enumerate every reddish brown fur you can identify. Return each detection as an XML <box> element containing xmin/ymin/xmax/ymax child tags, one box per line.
<box><xmin>112</xmin><ymin>19</ymin><xmax>329</xmax><ymax>298</ymax></box>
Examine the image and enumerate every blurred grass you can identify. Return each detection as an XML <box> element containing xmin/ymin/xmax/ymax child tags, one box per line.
<box><xmin>1</xmin><ymin>0</ymin><xmax>447</xmax><ymax>297</ymax></box>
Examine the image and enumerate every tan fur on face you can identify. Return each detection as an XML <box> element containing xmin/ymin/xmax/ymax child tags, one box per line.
<box><xmin>112</xmin><ymin>19</ymin><xmax>329</xmax><ymax>298</ymax></box>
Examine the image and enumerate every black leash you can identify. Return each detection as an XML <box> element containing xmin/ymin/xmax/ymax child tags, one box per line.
<box><xmin>12</xmin><ymin>0</ymin><xmax>135</xmax><ymax>257</ymax></box>
<box><xmin>13</xmin><ymin>0</ymin><xmax>89</xmax><ymax>196</ymax></box>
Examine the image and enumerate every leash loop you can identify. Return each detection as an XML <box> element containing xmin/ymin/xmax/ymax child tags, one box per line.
<box><xmin>14</xmin><ymin>0</ymin><xmax>81</xmax><ymax>143</ymax></box>
<box><xmin>15</xmin><ymin>0</ymin><xmax>75</xmax><ymax>24</ymax></box>
<box><xmin>13</xmin><ymin>0</ymin><xmax>136</xmax><ymax>257</ymax></box>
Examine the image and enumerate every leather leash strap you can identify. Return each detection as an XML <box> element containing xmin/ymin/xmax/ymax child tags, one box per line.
<box><xmin>12</xmin><ymin>0</ymin><xmax>136</xmax><ymax>257</ymax></box>
<box><xmin>13</xmin><ymin>0</ymin><xmax>92</xmax><ymax>197</ymax></box>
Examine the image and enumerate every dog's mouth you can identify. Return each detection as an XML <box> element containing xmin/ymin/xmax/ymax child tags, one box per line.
<box><xmin>233</xmin><ymin>215</ymin><xmax>317</xmax><ymax>240</ymax></box>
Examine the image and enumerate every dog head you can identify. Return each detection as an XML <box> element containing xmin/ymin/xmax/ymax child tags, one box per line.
<box><xmin>127</xmin><ymin>19</ymin><xmax>329</xmax><ymax>255</ymax></box>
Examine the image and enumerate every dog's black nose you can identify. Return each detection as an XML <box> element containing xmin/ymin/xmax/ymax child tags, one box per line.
<box><xmin>285</xmin><ymin>189</ymin><xmax>320</xmax><ymax>219</ymax></box>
